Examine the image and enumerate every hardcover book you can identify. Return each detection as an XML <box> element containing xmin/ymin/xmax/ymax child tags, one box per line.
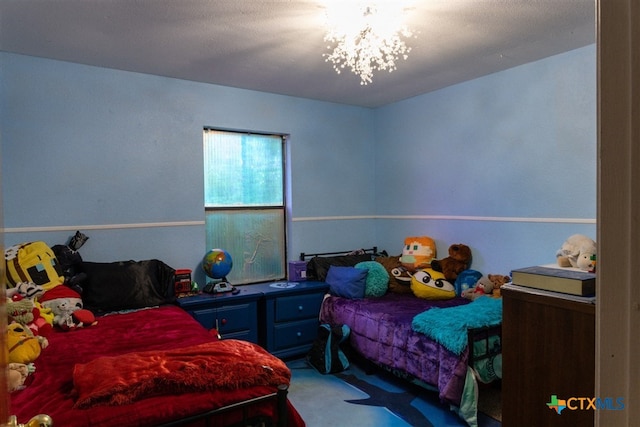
<box><xmin>510</xmin><ymin>264</ymin><xmax>596</xmax><ymax>296</ymax></box>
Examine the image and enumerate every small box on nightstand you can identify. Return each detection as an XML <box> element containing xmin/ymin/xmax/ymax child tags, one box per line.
<box><xmin>288</xmin><ymin>261</ymin><xmax>307</xmax><ymax>281</ymax></box>
<box><xmin>175</xmin><ymin>269</ymin><xmax>192</xmax><ymax>294</ymax></box>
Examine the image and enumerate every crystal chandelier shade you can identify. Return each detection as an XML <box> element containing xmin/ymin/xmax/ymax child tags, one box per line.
<box><xmin>323</xmin><ymin>2</ymin><xmax>415</xmax><ymax>85</ymax></box>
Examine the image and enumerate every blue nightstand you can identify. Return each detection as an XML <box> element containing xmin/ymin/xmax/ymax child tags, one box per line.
<box><xmin>176</xmin><ymin>286</ymin><xmax>263</xmax><ymax>343</ymax></box>
<box><xmin>250</xmin><ymin>281</ymin><xmax>329</xmax><ymax>359</ymax></box>
<box><xmin>176</xmin><ymin>281</ymin><xmax>329</xmax><ymax>358</ymax></box>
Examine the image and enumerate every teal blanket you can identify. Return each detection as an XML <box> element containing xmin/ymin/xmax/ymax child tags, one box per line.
<box><xmin>411</xmin><ymin>296</ymin><xmax>503</xmax><ymax>355</ymax></box>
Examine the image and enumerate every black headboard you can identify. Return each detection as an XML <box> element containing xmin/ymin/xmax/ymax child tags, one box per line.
<box><xmin>299</xmin><ymin>247</ymin><xmax>378</xmax><ymax>261</ymax></box>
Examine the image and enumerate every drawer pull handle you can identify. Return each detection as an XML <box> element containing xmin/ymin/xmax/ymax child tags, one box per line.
<box><xmin>297</xmin><ymin>331</ymin><xmax>302</xmax><ymax>337</ymax></box>
<box><xmin>298</xmin><ymin>305</ymin><xmax>303</xmax><ymax>311</ymax></box>
<box><xmin>221</xmin><ymin>318</ymin><xmax>227</xmax><ymax>325</ymax></box>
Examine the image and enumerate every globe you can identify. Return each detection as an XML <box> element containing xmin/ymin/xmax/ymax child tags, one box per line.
<box><xmin>202</xmin><ymin>249</ymin><xmax>233</xmax><ymax>280</ymax></box>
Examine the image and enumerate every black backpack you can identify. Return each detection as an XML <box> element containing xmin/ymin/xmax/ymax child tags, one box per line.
<box><xmin>307</xmin><ymin>323</ymin><xmax>351</xmax><ymax>374</ymax></box>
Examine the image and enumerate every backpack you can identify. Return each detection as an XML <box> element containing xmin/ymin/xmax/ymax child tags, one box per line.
<box><xmin>307</xmin><ymin>323</ymin><xmax>351</xmax><ymax>374</ymax></box>
<box><xmin>5</xmin><ymin>241</ymin><xmax>65</xmax><ymax>291</ymax></box>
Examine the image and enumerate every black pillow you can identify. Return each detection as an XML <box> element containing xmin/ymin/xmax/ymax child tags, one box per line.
<box><xmin>80</xmin><ymin>259</ymin><xmax>175</xmax><ymax>314</ymax></box>
<box><xmin>306</xmin><ymin>254</ymin><xmax>373</xmax><ymax>281</ymax></box>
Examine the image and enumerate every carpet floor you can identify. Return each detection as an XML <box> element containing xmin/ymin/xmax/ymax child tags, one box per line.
<box><xmin>286</xmin><ymin>358</ymin><xmax>501</xmax><ymax>427</ymax></box>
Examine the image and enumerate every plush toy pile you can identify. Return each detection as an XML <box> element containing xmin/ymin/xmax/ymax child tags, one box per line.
<box><xmin>461</xmin><ymin>274</ymin><xmax>511</xmax><ymax>301</ymax></box>
<box><xmin>385</xmin><ymin>236</ymin><xmax>512</xmax><ymax>301</ymax></box>
<box><xmin>4</xmin><ymin>234</ymin><xmax>96</xmax><ymax>392</ymax></box>
<box><xmin>6</xmin><ymin>292</ymin><xmax>54</xmax><ymax>337</ymax></box>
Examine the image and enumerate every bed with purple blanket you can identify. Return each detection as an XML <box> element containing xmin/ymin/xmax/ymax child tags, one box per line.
<box><xmin>305</xmin><ymin>249</ymin><xmax>502</xmax><ymax>427</ymax></box>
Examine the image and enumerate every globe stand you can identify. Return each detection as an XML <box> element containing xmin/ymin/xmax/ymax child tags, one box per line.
<box><xmin>210</xmin><ymin>277</ymin><xmax>234</xmax><ymax>293</ymax></box>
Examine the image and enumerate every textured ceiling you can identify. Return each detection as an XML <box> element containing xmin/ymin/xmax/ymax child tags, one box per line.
<box><xmin>0</xmin><ymin>0</ymin><xmax>595</xmax><ymax>108</ymax></box>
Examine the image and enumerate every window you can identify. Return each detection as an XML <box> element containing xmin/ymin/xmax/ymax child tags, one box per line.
<box><xmin>203</xmin><ymin>129</ymin><xmax>286</xmax><ymax>285</ymax></box>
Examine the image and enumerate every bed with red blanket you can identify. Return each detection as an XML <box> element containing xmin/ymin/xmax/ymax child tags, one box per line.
<box><xmin>9</xmin><ymin>259</ymin><xmax>305</xmax><ymax>427</ymax></box>
<box><xmin>10</xmin><ymin>305</ymin><xmax>304</xmax><ymax>427</ymax></box>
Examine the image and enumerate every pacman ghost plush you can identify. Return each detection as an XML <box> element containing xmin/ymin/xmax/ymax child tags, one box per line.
<box><xmin>410</xmin><ymin>268</ymin><xmax>456</xmax><ymax>300</ymax></box>
<box><xmin>400</xmin><ymin>236</ymin><xmax>437</xmax><ymax>272</ymax></box>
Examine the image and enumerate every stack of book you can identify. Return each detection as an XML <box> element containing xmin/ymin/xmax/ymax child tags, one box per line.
<box><xmin>510</xmin><ymin>264</ymin><xmax>596</xmax><ymax>297</ymax></box>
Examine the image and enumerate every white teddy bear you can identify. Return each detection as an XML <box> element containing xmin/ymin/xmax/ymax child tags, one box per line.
<box><xmin>556</xmin><ymin>234</ymin><xmax>596</xmax><ymax>271</ymax></box>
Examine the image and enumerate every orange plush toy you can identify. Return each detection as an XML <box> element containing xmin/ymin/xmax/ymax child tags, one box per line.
<box><xmin>430</xmin><ymin>243</ymin><xmax>472</xmax><ymax>283</ymax></box>
<box><xmin>400</xmin><ymin>236</ymin><xmax>437</xmax><ymax>272</ymax></box>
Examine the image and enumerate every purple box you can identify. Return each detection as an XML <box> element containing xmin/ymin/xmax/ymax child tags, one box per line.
<box><xmin>288</xmin><ymin>261</ymin><xmax>307</xmax><ymax>281</ymax></box>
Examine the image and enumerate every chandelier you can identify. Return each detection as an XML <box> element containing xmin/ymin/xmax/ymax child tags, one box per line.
<box><xmin>323</xmin><ymin>2</ymin><xmax>415</xmax><ymax>85</ymax></box>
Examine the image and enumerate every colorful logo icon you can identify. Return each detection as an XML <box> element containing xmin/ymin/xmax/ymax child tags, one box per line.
<box><xmin>547</xmin><ymin>395</ymin><xmax>567</xmax><ymax>414</ymax></box>
<box><xmin>547</xmin><ymin>394</ymin><xmax>625</xmax><ymax>413</ymax></box>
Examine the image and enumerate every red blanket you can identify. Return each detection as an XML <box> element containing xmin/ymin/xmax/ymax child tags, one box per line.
<box><xmin>10</xmin><ymin>305</ymin><xmax>305</xmax><ymax>427</ymax></box>
<box><xmin>74</xmin><ymin>339</ymin><xmax>291</xmax><ymax>408</ymax></box>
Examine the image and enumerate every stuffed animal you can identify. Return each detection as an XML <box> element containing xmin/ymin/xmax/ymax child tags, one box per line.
<box><xmin>6</xmin><ymin>281</ymin><xmax>46</xmax><ymax>301</ymax></box>
<box><xmin>6</xmin><ymin>322</ymin><xmax>48</xmax><ymax>364</ymax></box>
<box><xmin>375</xmin><ymin>255</ymin><xmax>413</xmax><ymax>294</ymax></box>
<box><xmin>5</xmin><ymin>241</ymin><xmax>65</xmax><ymax>291</ymax></box>
<box><xmin>8</xmin><ymin>362</ymin><xmax>35</xmax><ymax>392</ymax></box>
<box><xmin>556</xmin><ymin>234</ymin><xmax>597</xmax><ymax>271</ymax></box>
<box><xmin>487</xmin><ymin>274</ymin><xmax>511</xmax><ymax>297</ymax></box>
<box><xmin>462</xmin><ymin>274</ymin><xmax>511</xmax><ymax>300</ymax></box>
<box><xmin>461</xmin><ymin>280</ymin><xmax>493</xmax><ymax>301</ymax></box>
<box><xmin>400</xmin><ymin>236</ymin><xmax>437</xmax><ymax>272</ymax></box>
<box><xmin>52</xmin><ymin>230</ymin><xmax>89</xmax><ymax>294</ymax></box>
<box><xmin>410</xmin><ymin>268</ymin><xmax>456</xmax><ymax>300</ymax></box>
<box><xmin>430</xmin><ymin>243</ymin><xmax>472</xmax><ymax>282</ymax></box>
<box><xmin>7</xmin><ymin>295</ymin><xmax>54</xmax><ymax>337</ymax></box>
<box><xmin>39</xmin><ymin>284</ymin><xmax>97</xmax><ymax>331</ymax></box>
<box><xmin>32</xmin><ymin>301</ymin><xmax>55</xmax><ymax>333</ymax></box>
<box><xmin>6</xmin><ymin>297</ymin><xmax>35</xmax><ymax>326</ymax></box>
<box><xmin>455</xmin><ymin>269</ymin><xmax>483</xmax><ymax>296</ymax></box>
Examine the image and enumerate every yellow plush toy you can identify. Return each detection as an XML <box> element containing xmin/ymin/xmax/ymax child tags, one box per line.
<box><xmin>410</xmin><ymin>268</ymin><xmax>456</xmax><ymax>300</ymax></box>
<box><xmin>6</xmin><ymin>322</ymin><xmax>48</xmax><ymax>364</ymax></box>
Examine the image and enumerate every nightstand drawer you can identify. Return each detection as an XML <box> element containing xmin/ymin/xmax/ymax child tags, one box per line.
<box><xmin>275</xmin><ymin>293</ymin><xmax>324</xmax><ymax>322</ymax></box>
<box><xmin>273</xmin><ymin>318</ymin><xmax>320</xmax><ymax>350</ymax></box>
<box><xmin>192</xmin><ymin>301</ymin><xmax>257</xmax><ymax>334</ymax></box>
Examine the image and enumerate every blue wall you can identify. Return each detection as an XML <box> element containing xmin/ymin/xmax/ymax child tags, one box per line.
<box><xmin>373</xmin><ymin>45</ymin><xmax>596</xmax><ymax>273</ymax></box>
<box><xmin>0</xmin><ymin>45</ymin><xmax>595</xmax><ymax>282</ymax></box>
<box><xmin>0</xmin><ymin>53</ymin><xmax>376</xmax><ymax>284</ymax></box>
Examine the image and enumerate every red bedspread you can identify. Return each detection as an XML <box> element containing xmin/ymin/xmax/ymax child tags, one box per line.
<box><xmin>10</xmin><ymin>305</ymin><xmax>305</xmax><ymax>427</ymax></box>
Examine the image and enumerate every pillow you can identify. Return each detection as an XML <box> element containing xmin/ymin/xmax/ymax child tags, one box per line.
<box><xmin>326</xmin><ymin>265</ymin><xmax>367</xmax><ymax>299</ymax></box>
<box><xmin>80</xmin><ymin>259</ymin><xmax>175</xmax><ymax>313</ymax></box>
<box><xmin>355</xmin><ymin>261</ymin><xmax>389</xmax><ymax>297</ymax></box>
<box><xmin>306</xmin><ymin>254</ymin><xmax>373</xmax><ymax>281</ymax></box>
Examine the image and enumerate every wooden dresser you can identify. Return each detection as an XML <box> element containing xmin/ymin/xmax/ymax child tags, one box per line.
<box><xmin>502</xmin><ymin>285</ymin><xmax>595</xmax><ymax>426</ymax></box>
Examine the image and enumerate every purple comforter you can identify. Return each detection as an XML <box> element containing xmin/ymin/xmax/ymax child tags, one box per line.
<box><xmin>320</xmin><ymin>293</ymin><xmax>471</xmax><ymax>405</ymax></box>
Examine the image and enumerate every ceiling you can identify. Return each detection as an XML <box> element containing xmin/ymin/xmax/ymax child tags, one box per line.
<box><xmin>0</xmin><ymin>0</ymin><xmax>595</xmax><ymax>108</ymax></box>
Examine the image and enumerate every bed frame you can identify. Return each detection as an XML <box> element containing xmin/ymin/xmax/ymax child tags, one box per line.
<box><xmin>467</xmin><ymin>325</ymin><xmax>502</xmax><ymax>365</ymax></box>
<box><xmin>301</xmin><ymin>247</ymin><xmax>502</xmax><ymax>427</ymax></box>
<box><xmin>299</xmin><ymin>247</ymin><xmax>378</xmax><ymax>261</ymax></box>
<box><xmin>9</xmin><ymin>304</ymin><xmax>300</xmax><ymax>427</ymax></box>
<box><xmin>158</xmin><ymin>384</ymin><xmax>289</xmax><ymax>427</ymax></box>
